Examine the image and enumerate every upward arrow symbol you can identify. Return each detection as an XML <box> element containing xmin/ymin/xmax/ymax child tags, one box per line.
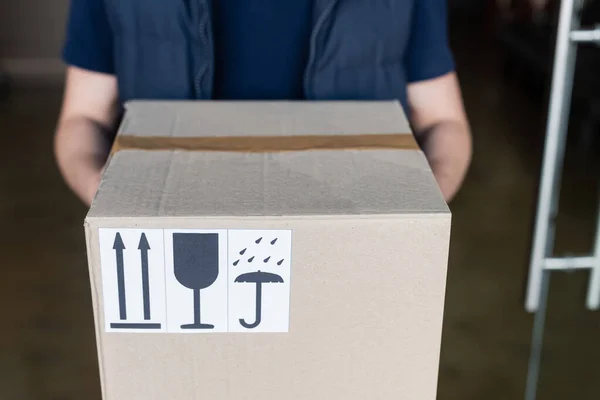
<box><xmin>113</xmin><ymin>233</ymin><xmax>127</xmax><ymax>320</ymax></box>
<box><xmin>138</xmin><ymin>233</ymin><xmax>151</xmax><ymax>320</ymax></box>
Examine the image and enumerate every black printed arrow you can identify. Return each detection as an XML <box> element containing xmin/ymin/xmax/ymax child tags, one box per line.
<box><xmin>113</xmin><ymin>233</ymin><xmax>127</xmax><ymax>320</ymax></box>
<box><xmin>138</xmin><ymin>233</ymin><xmax>151</xmax><ymax>320</ymax></box>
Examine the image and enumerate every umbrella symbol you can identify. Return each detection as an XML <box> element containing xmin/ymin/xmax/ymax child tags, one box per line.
<box><xmin>235</xmin><ymin>270</ymin><xmax>284</xmax><ymax>329</ymax></box>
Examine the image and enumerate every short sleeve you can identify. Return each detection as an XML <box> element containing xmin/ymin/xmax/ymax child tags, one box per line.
<box><xmin>404</xmin><ymin>0</ymin><xmax>455</xmax><ymax>83</ymax></box>
<box><xmin>62</xmin><ymin>0</ymin><xmax>115</xmax><ymax>74</ymax></box>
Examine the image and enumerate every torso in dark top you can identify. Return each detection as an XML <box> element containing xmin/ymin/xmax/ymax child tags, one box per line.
<box><xmin>63</xmin><ymin>0</ymin><xmax>455</xmax><ymax>111</ymax></box>
<box><xmin>212</xmin><ymin>0</ymin><xmax>313</xmax><ymax>100</ymax></box>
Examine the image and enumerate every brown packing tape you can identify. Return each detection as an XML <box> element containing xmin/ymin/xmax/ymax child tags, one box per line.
<box><xmin>111</xmin><ymin>133</ymin><xmax>420</xmax><ymax>154</ymax></box>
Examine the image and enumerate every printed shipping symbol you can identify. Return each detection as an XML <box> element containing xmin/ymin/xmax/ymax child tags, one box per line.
<box><xmin>110</xmin><ymin>232</ymin><xmax>161</xmax><ymax>330</ymax></box>
<box><xmin>172</xmin><ymin>233</ymin><xmax>220</xmax><ymax>330</ymax></box>
<box><xmin>234</xmin><ymin>235</ymin><xmax>285</xmax><ymax>329</ymax></box>
<box><xmin>235</xmin><ymin>271</ymin><xmax>284</xmax><ymax>329</ymax></box>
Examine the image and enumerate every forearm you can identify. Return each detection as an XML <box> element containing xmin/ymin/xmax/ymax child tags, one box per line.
<box><xmin>418</xmin><ymin>120</ymin><xmax>472</xmax><ymax>203</ymax></box>
<box><xmin>54</xmin><ymin>117</ymin><xmax>112</xmax><ymax>205</ymax></box>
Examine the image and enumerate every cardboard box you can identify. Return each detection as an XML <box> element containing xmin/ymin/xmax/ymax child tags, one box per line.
<box><xmin>84</xmin><ymin>101</ymin><xmax>451</xmax><ymax>399</ymax></box>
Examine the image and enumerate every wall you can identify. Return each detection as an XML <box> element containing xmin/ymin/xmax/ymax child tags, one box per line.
<box><xmin>449</xmin><ymin>0</ymin><xmax>487</xmax><ymax>16</ymax></box>
<box><xmin>0</xmin><ymin>0</ymin><xmax>70</xmax><ymax>82</ymax></box>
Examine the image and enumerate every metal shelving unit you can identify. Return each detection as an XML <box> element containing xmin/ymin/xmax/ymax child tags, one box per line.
<box><xmin>524</xmin><ymin>0</ymin><xmax>600</xmax><ymax>399</ymax></box>
<box><xmin>497</xmin><ymin>1</ymin><xmax>600</xmax><ymax>154</ymax></box>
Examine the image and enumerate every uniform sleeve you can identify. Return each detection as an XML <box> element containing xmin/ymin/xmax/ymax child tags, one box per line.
<box><xmin>62</xmin><ymin>0</ymin><xmax>115</xmax><ymax>74</ymax></box>
<box><xmin>404</xmin><ymin>0</ymin><xmax>455</xmax><ymax>83</ymax></box>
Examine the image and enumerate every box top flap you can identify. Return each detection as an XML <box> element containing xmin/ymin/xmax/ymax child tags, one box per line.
<box><xmin>88</xmin><ymin>101</ymin><xmax>449</xmax><ymax>218</ymax></box>
<box><xmin>118</xmin><ymin>100</ymin><xmax>412</xmax><ymax>138</ymax></box>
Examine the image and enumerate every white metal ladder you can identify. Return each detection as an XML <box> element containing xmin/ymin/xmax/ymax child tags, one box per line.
<box><xmin>525</xmin><ymin>0</ymin><xmax>600</xmax><ymax>398</ymax></box>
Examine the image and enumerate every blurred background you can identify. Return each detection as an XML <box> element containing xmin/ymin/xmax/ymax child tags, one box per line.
<box><xmin>1</xmin><ymin>0</ymin><xmax>600</xmax><ymax>399</ymax></box>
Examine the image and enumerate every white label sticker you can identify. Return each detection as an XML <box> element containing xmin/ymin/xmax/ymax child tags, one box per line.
<box><xmin>228</xmin><ymin>230</ymin><xmax>292</xmax><ymax>332</ymax></box>
<box><xmin>98</xmin><ymin>228</ymin><xmax>292</xmax><ymax>333</ymax></box>
<box><xmin>98</xmin><ymin>229</ymin><xmax>167</xmax><ymax>333</ymax></box>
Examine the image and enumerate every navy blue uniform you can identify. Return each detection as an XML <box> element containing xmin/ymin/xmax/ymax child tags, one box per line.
<box><xmin>63</xmin><ymin>0</ymin><xmax>454</xmax><ymax>101</ymax></box>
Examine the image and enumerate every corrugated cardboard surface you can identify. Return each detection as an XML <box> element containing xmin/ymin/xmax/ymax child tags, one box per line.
<box><xmin>86</xmin><ymin>216</ymin><xmax>450</xmax><ymax>400</ymax></box>
<box><xmin>91</xmin><ymin>149</ymin><xmax>444</xmax><ymax>218</ymax></box>
<box><xmin>85</xmin><ymin>101</ymin><xmax>451</xmax><ymax>399</ymax></box>
<box><xmin>117</xmin><ymin>101</ymin><xmax>412</xmax><ymax>138</ymax></box>
<box><xmin>89</xmin><ymin>101</ymin><xmax>447</xmax><ymax>218</ymax></box>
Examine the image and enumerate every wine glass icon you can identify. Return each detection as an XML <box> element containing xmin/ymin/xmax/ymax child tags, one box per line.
<box><xmin>172</xmin><ymin>233</ymin><xmax>219</xmax><ymax>329</ymax></box>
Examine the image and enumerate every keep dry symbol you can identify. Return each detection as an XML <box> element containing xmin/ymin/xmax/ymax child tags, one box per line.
<box><xmin>235</xmin><ymin>271</ymin><xmax>284</xmax><ymax>329</ymax></box>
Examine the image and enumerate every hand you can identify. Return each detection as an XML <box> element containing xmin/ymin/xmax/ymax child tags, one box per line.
<box><xmin>82</xmin><ymin>167</ymin><xmax>103</xmax><ymax>206</ymax></box>
<box><xmin>428</xmin><ymin>155</ymin><xmax>467</xmax><ymax>203</ymax></box>
<box><xmin>418</xmin><ymin>120</ymin><xmax>471</xmax><ymax>203</ymax></box>
<box><xmin>53</xmin><ymin>66</ymin><xmax>119</xmax><ymax>208</ymax></box>
<box><xmin>406</xmin><ymin>73</ymin><xmax>472</xmax><ymax>203</ymax></box>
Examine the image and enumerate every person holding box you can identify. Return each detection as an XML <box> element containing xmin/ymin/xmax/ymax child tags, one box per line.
<box><xmin>55</xmin><ymin>0</ymin><xmax>472</xmax><ymax>205</ymax></box>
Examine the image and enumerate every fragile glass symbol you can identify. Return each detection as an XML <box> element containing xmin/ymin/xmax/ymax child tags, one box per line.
<box><xmin>173</xmin><ymin>233</ymin><xmax>220</xmax><ymax>329</ymax></box>
<box><xmin>235</xmin><ymin>271</ymin><xmax>284</xmax><ymax>329</ymax></box>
